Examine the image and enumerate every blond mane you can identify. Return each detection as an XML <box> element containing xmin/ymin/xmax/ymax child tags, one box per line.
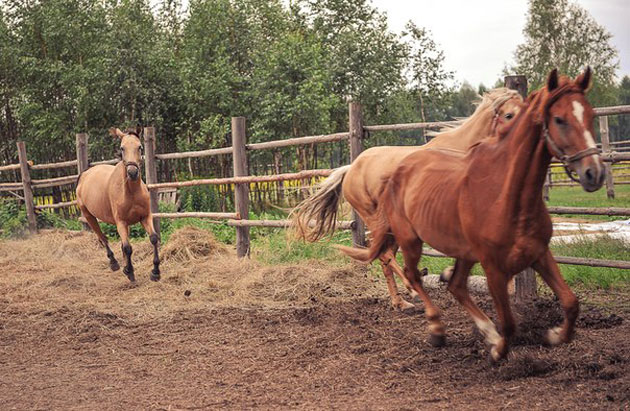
<box><xmin>437</xmin><ymin>87</ymin><xmax>522</xmax><ymax>133</ymax></box>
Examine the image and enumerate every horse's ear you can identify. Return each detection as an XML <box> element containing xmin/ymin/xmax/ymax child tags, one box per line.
<box><xmin>576</xmin><ymin>66</ymin><xmax>593</xmax><ymax>92</ymax></box>
<box><xmin>134</xmin><ymin>125</ymin><xmax>143</xmax><ymax>137</ymax></box>
<box><xmin>547</xmin><ymin>68</ymin><xmax>559</xmax><ymax>91</ymax></box>
<box><xmin>109</xmin><ymin>128</ymin><xmax>124</xmax><ymax>139</ymax></box>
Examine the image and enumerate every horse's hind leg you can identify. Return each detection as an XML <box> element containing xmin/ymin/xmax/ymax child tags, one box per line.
<box><xmin>447</xmin><ymin>259</ymin><xmax>503</xmax><ymax>356</ymax></box>
<box><xmin>380</xmin><ymin>256</ymin><xmax>414</xmax><ymax>311</ymax></box>
<box><xmin>81</xmin><ymin>207</ymin><xmax>120</xmax><ymax>271</ymax></box>
<box><xmin>398</xmin><ymin>238</ymin><xmax>445</xmax><ymax>347</ymax></box>
<box><xmin>532</xmin><ymin>249</ymin><xmax>579</xmax><ymax>346</ymax></box>
<box><xmin>116</xmin><ymin>221</ymin><xmax>134</xmax><ymax>282</ymax></box>
<box><xmin>141</xmin><ymin>216</ymin><xmax>161</xmax><ymax>282</ymax></box>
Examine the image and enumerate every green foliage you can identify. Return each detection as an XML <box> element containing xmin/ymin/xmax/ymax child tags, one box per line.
<box><xmin>510</xmin><ymin>0</ymin><xmax>619</xmax><ymax>106</ymax></box>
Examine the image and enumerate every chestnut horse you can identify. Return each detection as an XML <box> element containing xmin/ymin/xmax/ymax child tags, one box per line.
<box><xmin>339</xmin><ymin>68</ymin><xmax>603</xmax><ymax>362</ymax></box>
<box><xmin>76</xmin><ymin>127</ymin><xmax>160</xmax><ymax>283</ymax></box>
<box><xmin>292</xmin><ymin>88</ymin><xmax>523</xmax><ymax>310</ymax></box>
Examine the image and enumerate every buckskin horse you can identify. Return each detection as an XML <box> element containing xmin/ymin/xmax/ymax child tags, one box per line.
<box><xmin>338</xmin><ymin>68</ymin><xmax>603</xmax><ymax>362</ymax></box>
<box><xmin>292</xmin><ymin>88</ymin><xmax>524</xmax><ymax>310</ymax></box>
<box><xmin>76</xmin><ymin>127</ymin><xmax>160</xmax><ymax>283</ymax></box>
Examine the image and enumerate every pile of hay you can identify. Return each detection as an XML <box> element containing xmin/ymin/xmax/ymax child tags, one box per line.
<box><xmin>0</xmin><ymin>227</ymin><xmax>387</xmax><ymax>319</ymax></box>
<box><xmin>160</xmin><ymin>226</ymin><xmax>228</xmax><ymax>263</ymax></box>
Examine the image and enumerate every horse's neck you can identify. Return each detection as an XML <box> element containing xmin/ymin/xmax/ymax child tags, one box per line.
<box><xmin>475</xmin><ymin>97</ymin><xmax>550</xmax><ymax>219</ymax></box>
<box><xmin>434</xmin><ymin>109</ymin><xmax>494</xmax><ymax>148</ymax></box>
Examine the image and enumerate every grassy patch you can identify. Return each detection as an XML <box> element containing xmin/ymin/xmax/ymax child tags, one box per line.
<box><xmin>547</xmin><ymin>180</ymin><xmax>630</xmax><ymax>220</ymax></box>
<box><xmin>550</xmin><ymin>234</ymin><xmax>630</xmax><ymax>288</ymax></box>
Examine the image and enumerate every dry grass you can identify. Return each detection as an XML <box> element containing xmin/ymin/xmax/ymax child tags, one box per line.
<box><xmin>0</xmin><ymin>227</ymin><xmax>384</xmax><ymax>323</ymax></box>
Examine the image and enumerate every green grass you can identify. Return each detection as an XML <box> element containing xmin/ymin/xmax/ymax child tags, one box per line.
<box><xmin>547</xmin><ymin>183</ymin><xmax>630</xmax><ymax>220</ymax></box>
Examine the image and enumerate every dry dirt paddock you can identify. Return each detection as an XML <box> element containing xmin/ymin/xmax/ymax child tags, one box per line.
<box><xmin>0</xmin><ymin>228</ymin><xmax>628</xmax><ymax>410</ymax></box>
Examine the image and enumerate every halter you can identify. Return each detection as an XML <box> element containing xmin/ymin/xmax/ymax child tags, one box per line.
<box><xmin>541</xmin><ymin>85</ymin><xmax>600</xmax><ymax>182</ymax></box>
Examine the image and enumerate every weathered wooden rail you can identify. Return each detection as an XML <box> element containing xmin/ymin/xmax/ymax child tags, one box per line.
<box><xmin>1</xmin><ymin>82</ymin><xmax>629</xmax><ymax>300</ymax></box>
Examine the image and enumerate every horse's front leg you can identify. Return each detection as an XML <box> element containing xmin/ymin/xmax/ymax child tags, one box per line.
<box><xmin>532</xmin><ymin>248</ymin><xmax>579</xmax><ymax>346</ymax></box>
<box><xmin>481</xmin><ymin>262</ymin><xmax>516</xmax><ymax>363</ymax></box>
<box><xmin>116</xmin><ymin>221</ymin><xmax>134</xmax><ymax>282</ymax></box>
<box><xmin>141</xmin><ymin>216</ymin><xmax>161</xmax><ymax>282</ymax></box>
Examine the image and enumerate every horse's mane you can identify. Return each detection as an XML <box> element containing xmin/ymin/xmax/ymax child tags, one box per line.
<box><xmin>437</xmin><ymin>87</ymin><xmax>522</xmax><ymax>133</ymax></box>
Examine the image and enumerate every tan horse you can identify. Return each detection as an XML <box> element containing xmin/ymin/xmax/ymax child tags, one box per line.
<box><xmin>76</xmin><ymin>127</ymin><xmax>160</xmax><ymax>283</ymax></box>
<box><xmin>292</xmin><ymin>88</ymin><xmax>523</xmax><ymax>310</ymax></box>
<box><xmin>339</xmin><ymin>68</ymin><xmax>603</xmax><ymax>362</ymax></box>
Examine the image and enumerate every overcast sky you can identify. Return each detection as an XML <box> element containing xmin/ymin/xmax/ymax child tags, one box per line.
<box><xmin>371</xmin><ymin>0</ymin><xmax>630</xmax><ymax>87</ymax></box>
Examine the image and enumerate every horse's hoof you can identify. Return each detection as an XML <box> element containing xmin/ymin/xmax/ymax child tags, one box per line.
<box><xmin>488</xmin><ymin>347</ymin><xmax>506</xmax><ymax>365</ymax></box>
<box><xmin>428</xmin><ymin>333</ymin><xmax>446</xmax><ymax>347</ymax></box>
<box><xmin>123</xmin><ymin>267</ymin><xmax>135</xmax><ymax>282</ymax></box>
<box><xmin>419</xmin><ymin>267</ymin><xmax>428</xmax><ymax>276</ymax></box>
<box><xmin>393</xmin><ymin>299</ymin><xmax>415</xmax><ymax>311</ymax></box>
<box><xmin>543</xmin><ymin>326</ymin><xmax>564</xmax><ymax>346</ymax></box>
<box><xmin>110</xmin><ymin>261</ymin><xmax>120</xmax><ymax>271</ymax></box>
<box><xmin>150</xmin><ymin>273</ymin><xmax>161</xmax><ymax>282</ymax></box>
<box><xmin>440</xmin><ymin>266</ymin><xmax>454</xmax><ymax>283</ymax></box>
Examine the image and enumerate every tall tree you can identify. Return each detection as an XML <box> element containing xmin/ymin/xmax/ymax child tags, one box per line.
<box><xmin>511</xmin><ymin>0</ymin><xmax>619</xmax><ymax>105</ymax></box>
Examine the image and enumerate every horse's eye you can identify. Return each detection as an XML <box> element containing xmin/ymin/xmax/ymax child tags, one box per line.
<box><xmin>505</xmin><ymin>113</ymin><xmax>514</xmax><ymax>120</ymax></box>
<box><xmin>554</xmin><ymin>116</ymin><xmax>566</xmax><ymax>126</ymax></box>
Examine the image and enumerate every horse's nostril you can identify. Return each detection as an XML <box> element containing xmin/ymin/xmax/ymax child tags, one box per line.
<box><xmin>585</xmin><ymin>168</ymin><xmax>594</xmax><ymax>182</ymax></box>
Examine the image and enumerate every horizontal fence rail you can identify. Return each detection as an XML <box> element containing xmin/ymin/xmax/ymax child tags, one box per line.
<box><xmin>146</xmin><ymin>169</ymin><xmax>334</xmax><ymax>191</ymax></box>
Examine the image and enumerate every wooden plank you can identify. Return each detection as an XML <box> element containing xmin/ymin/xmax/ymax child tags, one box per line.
<box><xmin>17</xmin><ymin>141</ymin><xmax>37</xmax><ymax>234</ymax></box>
<box><xmin>422</xmin><ymin>248</ymin><xmax>630</xmax><ymax>270</ymax></box>
<box><xmin>144</xmin><ymin>127</ymin><xmax>160</xmax><ymax>237</ymax></box>
<box><xmin>35</xmin><ymin>200</ymin><xmax>78</xmax><ymax>210</ymax></box>
<box><xmin>155</xmin><ymin>146</ymin><xmax>233</xmax><ymax>160</ymax></box>
<box><xmin>593</xmin><ymin>105</ymin><xmax>630</xmax><ymax>116</ymax></box>
<box><xmin>226</xmin><ymin>219</ymin><xmax>355</xmax><ymax>229</ymax></box>
<box><xmin>599</xmin><ymin>116</ymin><xmax>615</xmax><ymax>199</ymax></box>
<box><xmin>547</xmin><ymin>206</ymin><xmax>630</xmax><ymax>216</ymax></box>
<box><xmin>0</xmin><ymin>161</ymin><xmax>33</xmax><ymax>172</ymax></box>
<box><xmin>31</xmin><ymin>159</ymin><xmax>78</xmax><ymax>170</ymax></box>
<box><xmin>153</xmin><ymin>212</ymin><xmax>239</xmax><ymax>219</ymax></box>
<box><xmin>349</xmin><ymin>102</ymin><xmax>366</xmax><ymax>247</ymax></box>
<box><xmin>31</xmin><ymin>175</ymin><xmax>78</xmax><ymax>188</ymax></box>
<box><xmin>505</xmin><ymin>74</ymin><xmax>536</xmax><ymax>301</ymax></box>
<box><xmin>146</xmin><ymin>169</ymin><xmax>334</xmax><ymax>190</ymax></box>
<box><xmin>232</xmin><ymin>117</ymin><xmax>250</xmax><ymax>258</ymax></box>
<box><xmin>76</xmin><ymin>133</ymin><xmax>90</xmax><ymax>230</ymax></box>
<box><xmin>246</xmin><ymin>132</ymin><xmax>350</xmax><ymax>151</ymax></box>
<box><xmin>364</xmin><ymin>120</ymin><xmax>460</xmax><ymax>132</ymax></box>
<box><xmin>0</xmin><ymin>182</ymin><xmax>24</xmax><ymax>191</ymax></box>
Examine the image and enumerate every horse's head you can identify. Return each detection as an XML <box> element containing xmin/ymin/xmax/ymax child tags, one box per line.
<box><xmin>493</xmin><ymin>98</ymin><xmax>526</xmax><ymax>138</ymax></box>
<box><xmin>540</xmin><ymin>67</ymin><xmax>604</xmax><ymax>192</ymax></box>
<box><xmin>109</xmin><ymin>126</ymin><xmax>143</xmax><ymax>181</ymax></box>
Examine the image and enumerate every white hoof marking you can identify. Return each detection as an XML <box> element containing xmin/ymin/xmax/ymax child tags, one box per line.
<box><xmin>546</xmin><ymin>326</ymin><xmax>564</xmax><ymax>345</ymax></box>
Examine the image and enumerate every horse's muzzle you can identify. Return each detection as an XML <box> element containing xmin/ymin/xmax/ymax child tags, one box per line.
<box><xmin>126</xmin><ymin>163</ymin><xmax>140</xmax><ymax>181</ymax></box>
<box><xmin>574</xmin><ymin>155</ymin><xmax>605</xmax><ymax>192</ymax></box>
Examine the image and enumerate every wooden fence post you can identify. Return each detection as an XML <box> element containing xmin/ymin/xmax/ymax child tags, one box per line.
<box><xmin>143</xmin><ymin>127</ymin><xmax>160</xmax><ymax>238</ymax></box>
<box><xmin>599</xmin><ymin>116</ymin><xmax>615</xmax><ymax>199</ymax></box>
<box><xmin>349</xmin><ymin>102</ymin><xmax>366</xmax><ymax>247</ymax></box>
<box><xmin>17</xmin><ymin>141</ymin><xmax>37</xmax><ymax>234</ymax></box>
<box><xmin>232</xmin><ymin>117</ymin><xmax>250</xmax><ymax>258</ymax></box>
<box><xmin>75</xmin><ymin>133</ymin><xmax>90</xmax><ymax>230</ymax></box>
<box><xmin>505</xmin><ymin>75</ymin><xmax>537</xmax><ymax>301</ymax></box>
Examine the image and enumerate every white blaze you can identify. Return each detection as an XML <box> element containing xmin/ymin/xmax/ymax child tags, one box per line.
<box><xmin>572</xmin><ymin>100</ymin><xmax>585</xmax><ymax>124</ymax></box>
<box><xmin>573</xmin><ymin>100</ymin><xmax>597</xmax><ymax>149</ymax></box>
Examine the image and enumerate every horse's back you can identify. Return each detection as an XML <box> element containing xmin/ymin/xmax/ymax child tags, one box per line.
<box><xmin>77</xmin><ymin>165</ymin><xmax>116</xmax><ymax>224</ymax></box>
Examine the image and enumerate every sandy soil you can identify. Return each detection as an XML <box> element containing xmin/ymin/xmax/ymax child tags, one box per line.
<box><xmin>0</xmin><ymin>229</ymin><xmax>627</xmax><ymax>410</ymax></box>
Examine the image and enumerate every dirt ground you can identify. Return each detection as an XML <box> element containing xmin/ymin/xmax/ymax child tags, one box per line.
<box><xmin>0</xmin><ymin>229</ymin><xmax>628</xmax><ymax>410</ymax></box>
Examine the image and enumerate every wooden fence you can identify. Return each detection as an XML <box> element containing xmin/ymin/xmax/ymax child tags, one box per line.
<box><xmin>2</xmin><ymin>91</ymin><xmax>630</xmax><ymax>299</ymax></box>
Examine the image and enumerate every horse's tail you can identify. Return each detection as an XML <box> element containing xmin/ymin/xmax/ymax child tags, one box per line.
<box><xmin>290</xmin><ymin>165</ymin><xmax>351</xmax><ymax>242</ymax></box>
<box><xmin>336</xmin><ymin>188</ymin><xmax>393</xmax><ymax>264</ymax></box>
